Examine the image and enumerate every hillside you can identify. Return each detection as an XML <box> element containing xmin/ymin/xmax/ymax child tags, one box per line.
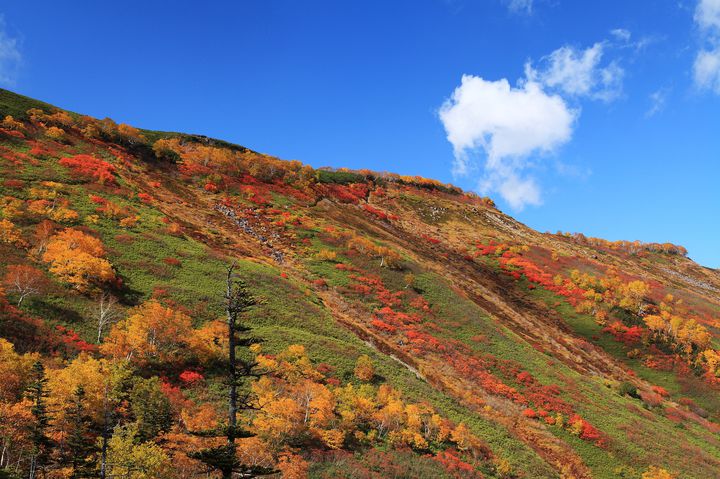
<box><xmin>0</xmin><ymin>87</ymin><xmax>719</xmax><ymax>479</ymax></box>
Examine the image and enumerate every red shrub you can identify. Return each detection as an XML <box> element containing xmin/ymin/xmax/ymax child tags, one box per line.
<box><xmin>163</xmin><ymin>257</ymin><xmax>181</xmax><ymax>267</ymax></box>
<box><xmin>516</xmin><ymin>371</ymin><xmax>534</xmax><ymax>385</ymax></box>
<box><xmin>59</xmin><ymin>154</ymin><xmax>116</xmax><ymax>185</ymax></box>
<box><xmin>179</xmin><ymin>370</ymin><xmax>205</xmax><ymax>385</ymax></box>
<box><xmin>114</xmin><ymin>233</ymin><xmax>134</xmax><ymax>244</ymax></box>
<box><xmin>370</xmin><ymin>319</ymin><xmax>397</xmax><ymax>333</ymax></box>
<box><xmin>570</xmin><ymin>415</ymin><xmax>603</xmax><ymax>443</ymax></box>
<box><xmin>55</xmin><ymin>325</ymin><xmax>97</xmax><ymax>354</ymax></box>
<box><xmin>640</xmin><ymin>391</ymin><xmax>664</xmax><ymax>407</ymax></box>
<box><xmin>651</xmin><ymin>385</ymin><xmax>669</xmax><ymax>397</ymax></box>
<box><xmin>319</xmin><ymin>183</ymin><xmax>369</xmax><ymax>204</ymax></box>
<box><xmin>137</xmin><ymin>192</ymin><xmax>153</xmax><ymax>203</ymax></box>
<box><xmin>421</xmin><ymin>234</ymin><xmax>441</xmax><ymax>245</ymax></box>
<box><xmin>603</xmin><ymin>322</ymin><xmax>644</xmax><ymax>345</ymax></box>
<box><xmin>522</xmin><ymin>408</ymin><xmax>537</xmax><ymax>418</ymax></box>
<box><xmin>0</xmin><ymin>129</ymin><xmax>25</xmax><ymax>139</ymax></box>
<box><xmin>362</xmin><ymin>204</ymin><xmax>388</xmax><ymax>220</ymax></box>
<box><xmin>434</xmin><ymin>449</ymin><xmax>479</xmax><ymax>478</ymax></box>
<box><xmin>3</xmin><ymin>179</ymin><xmax>24</xmax><ymax>189</ymax></box>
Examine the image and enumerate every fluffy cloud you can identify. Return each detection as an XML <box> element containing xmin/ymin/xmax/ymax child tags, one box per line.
<box><xmin>439</xmin><ymin>36</ymin><xmax>630</xmax><ymax>210</ymax></box>
<box><xmin>694</xmin><ymin>0</ymin><xmax>720</xmax><ymax>93</ymax></box>
<box><xmin>694</xmin><ymin>48</ymin><xmax>720</xmax><ymax>93</ymax></box>
<box><xmin>695</xmin><ymin>0</ymin><xmax>720</xmax><ymax>31</ymax></box>
<box><xmin>526</xmin><ymin>42</ymin><xmax>624</xmax><ymax>101</ymax></box>
<box><xmin>438</xmin><ymin>75</ymin><xmax>576</xmax><ymax>209</ymax></box>
<box><xmin>0</xmin><ymin>16</ymin><xmax>21</xmax><ymax>86</ymax></box>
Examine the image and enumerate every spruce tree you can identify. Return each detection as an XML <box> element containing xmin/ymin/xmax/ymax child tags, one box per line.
<box><xmin>189</xmin><ymin>263</ymin><xmax>275</xmax><ymax>478</ymax></box>
<box><xmin>65</xmin><ymin>385</ymin><xmax>96</xmax><ymax>478</ymax></box>
<box><xmin>129</xmin><ymin>377</ymin><xmax>172</xmax><ymax>442</ymax></box>
<box><xmin>25</xmin><ymin>361</ymin><xmax>51</xmax><ymax>479</ymax></box>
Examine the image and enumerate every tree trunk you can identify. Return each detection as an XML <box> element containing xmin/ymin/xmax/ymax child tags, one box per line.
<box><xmin>100</xmin><ymin>383</ymin><xmax>111</xmax><ymax>479</ymax></box>
<box><xmin>227</xmin><ymin>266</ymin><xmax>237</xmax><ymax>446</ymax></box>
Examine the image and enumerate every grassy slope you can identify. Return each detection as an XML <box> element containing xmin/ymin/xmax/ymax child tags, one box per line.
<box><xmin>2</xmin><ymin>88</ymin><xmax>720</xmax><ymax>478</ymax></box>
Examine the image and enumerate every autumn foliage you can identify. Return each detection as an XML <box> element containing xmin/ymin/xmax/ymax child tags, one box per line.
<box><xmin>100</xmin><ymin>300</ymin><xmax>193</xmax><ymax>365</ymax></box>
<box><xmin>59</xmin><ymin>154</ymin><xmax>117</xmax><ymax>185</ymax></box>
<box><xmin>42</xmin><ymin>228</ymin><xmax>115</xmax><ymax>291</ymax></box>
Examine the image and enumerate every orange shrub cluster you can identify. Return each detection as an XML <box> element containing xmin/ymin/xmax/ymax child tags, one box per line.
<box><xmin>252</xmin><ymin>344</ymin><xmax>488</xmax><ymax>457</ymax></box>
<box><xmin>559</xmin><ymin>232</ymin><xmax>688</xmax><ymax>257</ymax></box>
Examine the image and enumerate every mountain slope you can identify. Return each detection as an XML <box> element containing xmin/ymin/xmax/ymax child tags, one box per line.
<box><xmin>0</xmin><ymin>88</ymin><xmax>719</xmax><ymax>479</ymax></box>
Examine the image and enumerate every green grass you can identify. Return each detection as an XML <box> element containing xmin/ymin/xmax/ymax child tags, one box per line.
<box><xmin>0</xmin><ymin>88</ymin><xmax>60</xmax><ymax>119</ymax></box>
<box><xmin>315</xmin><ymin>169</ymin><xmax>367</xmax><ymax>185</ymax></box>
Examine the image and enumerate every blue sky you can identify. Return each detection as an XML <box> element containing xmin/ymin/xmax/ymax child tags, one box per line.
<box><xmin>1</xmin><ymin>1</ymin><xmax>718</xmax><ymax>267</ymax></box>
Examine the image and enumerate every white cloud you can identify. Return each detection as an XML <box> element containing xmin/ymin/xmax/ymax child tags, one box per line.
<box><xmin>693</xmin><ymin>0</ymin><xmax>720</xmax><ymax>93</ymax></box>
<box><xmin>694</xmin><ymin>47</ymin><xmax>720</xmax><ymax>92</ymax></box>
<box><xmin>504</xmin><ymin>0</ymin><xmax>533</xmax><ymax>14</ymax></box>
<box><xmin>438</xmin><ymin>35</ymin><xmax>631</xmax><ymax>210</ymax></box>
<box><xmin>0</xmin><ymin>16</ymin><xmax>21</xmax><ymax>86</ymax></box>
<box><xmin>610</xmin><ymin>28</ymin><xmax>632</xmax><ymax>42</ymax></box>
<box><xmin>695</xmin><ymin>0</ymin><xmax>720</xmax><ymax>32</ymax></box>
<box><xmin>609</xmin><ymin>28</ymin><xmax>659</xmax><ymax>53</ymax></box>
<box><xmin>646</xmin><ymin>88</ymin><xmax>670</xmax><ymax>117</ymax></box>
<box><xmin>496</xmin><ymin>173</ymin><xmax>541</xmax><ymax>209</ymax></box>
<box><xmin>438</xmin><ymin>75</ymin><xmax>576</xmax><ymax>209</ymax></box>
<box><xmin>526</xmin><ymin>42</ymin><xmax>625</xmax><ymax>101</ymax></box>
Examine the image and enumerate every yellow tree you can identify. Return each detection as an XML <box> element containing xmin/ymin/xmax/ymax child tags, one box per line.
<box><xmin>0</xmin><ymin>218</ymin><xmax>25</xmax><ymax>247</ymax></box>
<box><xmin>46</xmin><ymin>355</ymin><xmax>108</xmax><ymax>425</ymax></box>
<box><xmin>187</xmin><ymin>319</ymin><xmax>227</xmax><ymax>363</ymax></box>
<box><xmin>2</xmin><ymin>115</ymin><xmax>25</xmax><ymax>130</ymax></box>
<box><xmin>45</xmin><ymin>126</ymin><xmax>66</xmax><ymax>141</ymax></box>
<box><xmin>353</xmin><ymin>355</ymin><xmax>375</xmax><ymax>382</ymax></box>
<box><xmin>0</xmin><ymin>339</ymin><xmax>37</xmax><ymax>401</ymax></box>
<box><xmin>641</xmin><ymin>466</ymin><xmax>677</xmax><ymax>479</ymax></box>
<box><xmin>450</xmin><ymin>422</ymin><xmax>475</xmax><ymax>451</ymax></box>
<box><xmin>276</xmin><ymin>453</ymin><xmax>309</xmax><ymax>479</ymax></box>
<box><xmin>0</xmin><ymin>399</ymin><xmax>33</xmax><ymax>470</ymax></box>
<box><xmin>105</xmin><ymin>425</ymin><xmax>172</xmax><ymax>479</ymax></box>
<box><xmin>699</xmin><ymin>349</ymin><xmax>720</xmax><ymax>379</ymax></box>
<box><xmin>252</xmin><ymin>377</ymin><xmax>305</xmax><ymax>449</ymax></box>
<box><xmin>42</xmin><ymin>229</ymin><xmax>115</xmax><ymax>291</ymax></box>
<box><xmin>100</xmin><ymin>300</ymin><xmax>192</xmax><ymax>365</ymax></box>
<box><xmin>117</xmin><ymin>123</ymin><xmax>146</xmax><ymax>145</ymax></box>
<box><xmin>618</xmin><ymin>280</ymin><xmax>650</xmax><ymax>314</ymax></box>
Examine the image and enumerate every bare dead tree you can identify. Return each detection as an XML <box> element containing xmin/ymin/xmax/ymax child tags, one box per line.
<box><xmin>94</xmin><ymin>291</ymin><xmax>121</xmax><ymax>343</ymax></box>
<box><xmin>2</xmin><ymin>265</ymin><xmax>46</xmax><ymax>307</ymax></box>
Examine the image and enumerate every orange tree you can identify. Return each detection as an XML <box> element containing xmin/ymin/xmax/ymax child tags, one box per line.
<box><xmin>42</xmin><ymin>229</ymin><xmax>115</xmax><ymax>291</ymax></box>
